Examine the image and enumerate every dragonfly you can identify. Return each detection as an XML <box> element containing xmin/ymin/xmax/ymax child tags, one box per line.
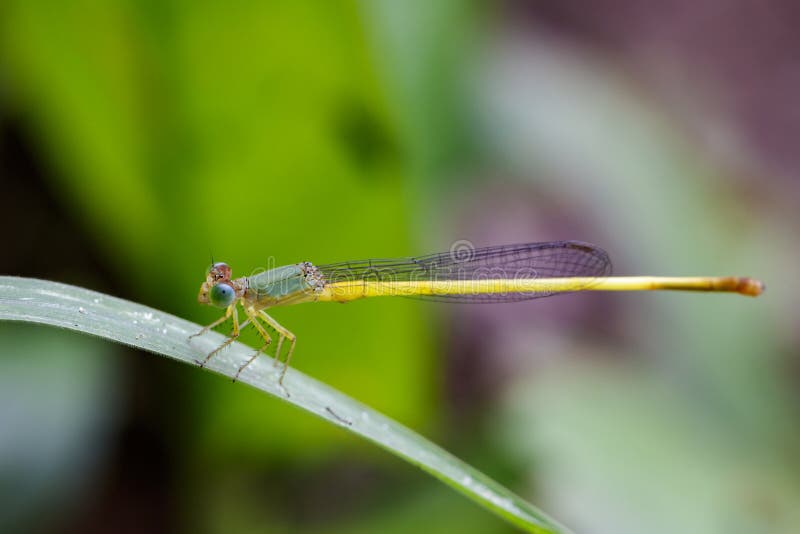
<box><xmin>190</xmin><ymin>240</ymin><xmax>764</xmax><ymax>385</ymax></box>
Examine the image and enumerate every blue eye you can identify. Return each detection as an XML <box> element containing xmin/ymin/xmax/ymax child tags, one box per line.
<box><xmin>209</xmin><ymin>283</ymin><xmax>235</xmax><ymax>308</ymax></box>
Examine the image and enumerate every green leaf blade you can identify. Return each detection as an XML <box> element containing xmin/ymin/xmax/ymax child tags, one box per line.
<box><xmin>0</xmin><ymin>276</ymin><xmax>570</xmax><ymax>533</ymax></box>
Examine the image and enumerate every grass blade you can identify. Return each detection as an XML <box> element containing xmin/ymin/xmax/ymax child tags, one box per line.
<box><xmin>0</xmin><ymin>276</ymin><xmax>570</xmax><ymax>533</ymax></box>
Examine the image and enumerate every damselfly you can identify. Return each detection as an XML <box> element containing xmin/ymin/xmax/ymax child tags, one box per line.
<box><xmin>191</xmin><ymin>240</ymin><xmax>764</xmax><ymax>384</ymax></box>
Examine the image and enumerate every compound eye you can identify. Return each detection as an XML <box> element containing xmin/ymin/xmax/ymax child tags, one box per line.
<box><xmin>209</xmin><ymin>262</ymin><xmax>232</xmax><ymax>281</ymax></box>
<box><xmin>210</xmin><ymin>262</ymin><xmax>229</xmax><ymax>272</ymax></box>
<box><xmin>209</xmin><ymin>283</ymin><xmax>236</xmax><ymax>308</ymax></box>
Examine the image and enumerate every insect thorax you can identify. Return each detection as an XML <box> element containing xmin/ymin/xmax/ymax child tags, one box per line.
<box><xmin>246</xmin><ymin>262</ymin><xmax>325</xmax><ymax>306</ymax></box>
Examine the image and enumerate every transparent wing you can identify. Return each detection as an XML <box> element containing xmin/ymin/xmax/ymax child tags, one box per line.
<box><xmin>316</xmin><ymin>240</ymin><xmax>612</xmax><ymax>303</ymax></box>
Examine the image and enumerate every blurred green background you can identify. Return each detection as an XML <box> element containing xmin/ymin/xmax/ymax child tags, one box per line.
<box><xmin>1</xmin><ymin>1</ymin><xmax>798</xmax><ymax>532</ymax></box>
